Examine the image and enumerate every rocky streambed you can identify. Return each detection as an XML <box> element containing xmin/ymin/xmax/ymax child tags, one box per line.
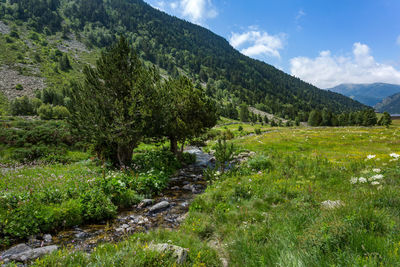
<box><xmin>0</xmin><ymin>147</ymin><xmax>214</xmax><ymax>265</ymax></box>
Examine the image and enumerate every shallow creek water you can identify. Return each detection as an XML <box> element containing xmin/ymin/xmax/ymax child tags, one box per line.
<box><xmin>26</xmin><ymin>147</ymin><xmax>214</xmax><ymax>253</ymax></box>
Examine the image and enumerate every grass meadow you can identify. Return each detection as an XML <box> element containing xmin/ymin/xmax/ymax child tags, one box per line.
<box><xmin>3</xmin><ymin>121</ymin><xmax>400</xmax><ymax>266</ymax></box>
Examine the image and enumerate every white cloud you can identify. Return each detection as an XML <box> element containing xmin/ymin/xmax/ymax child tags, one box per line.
<box><xmin>295</xmin><ymin>9</ymin><xmax>306</xmax><ymax>30</ymax></box>
<box><xmin>230</xmin><ymin>29</ymin><xmax>286</xmax><ymax>59</ymax></box>
<box><xmin>290</xmin><ymin>42</ymin><xmax>400</xmax><ymax>88</ymax></box>
<box><xmin>176</xmin><ymin>0</ymin><xmax>218</xmax><ymax>24</ymax></box>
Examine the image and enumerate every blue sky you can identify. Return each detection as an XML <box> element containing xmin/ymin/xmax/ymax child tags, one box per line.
<box><xmin>145</xmin><ymin>0</ymin><xmax>400</xmax><ymax>88</ymax></box>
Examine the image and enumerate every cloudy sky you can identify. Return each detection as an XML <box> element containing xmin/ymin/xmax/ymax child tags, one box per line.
<box><xmin>145</xmin><ymin>0</ymin><xmax>400</xmax><ymax>89</ymax></box>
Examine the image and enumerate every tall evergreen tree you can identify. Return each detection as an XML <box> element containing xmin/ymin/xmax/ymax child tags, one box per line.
<box><xmin>68</xmin><ymin>37</ymin><xmax>156</xmax><ymax>167</ymax></box>
<box><xmin>159</xmin><ymin>76</ymin><xmax>217</xmax><ymax>155</ymax></box>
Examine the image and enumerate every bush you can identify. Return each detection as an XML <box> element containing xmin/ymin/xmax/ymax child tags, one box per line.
<box><xmin>15</xmin><ymin>84</ymin><xmax>23</xmax><ymax>91</ymax></box>
<box><xmin>10</xmin><ymin>96</ymin><xmax>34</xmax><ymax>115</ymax></box>
<box><xmin>80</xmin><ymin>189</ymin><xmax>117</xmax><ymax>222</ymax></box>
<box><xmin>38</xmin><ymin>104</ymin><xmax>53</xmax><ymax>120</ymax></box>
<box><xmin>132</xmin><ymin>149</ymin><xmax>181</xmax><ymax>174</ymax></box>
<box><xmin>52</xmin><ymin>105</ymin><xmax>70</xmax><ymax>119</ymax></box>
<box><xmin>254</xmin><ymin>128</ymin><xmax>261</xmax><ymax>135</ymax></box>
<box><xmin>248</xmin><ymin>155</ymin><xmax>273</xmax><ymax>171</ymax></box>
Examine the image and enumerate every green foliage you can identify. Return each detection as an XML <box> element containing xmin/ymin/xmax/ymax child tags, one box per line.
<box><xmin>159</xmin><ymin>76</ymin><xmax>217</xmax><ymax>154</ymax></box>
<box><xmin>37</xmin><ymin>103</ymin><xmax>53</xmax><ymax>120</ymax></box>
<box><xmin>214</xmin><ymin>136</ymin><xmax>234</xmax><ymax>173</ymax></box>
<box><xmin>247</xmin><ymin>155</ymin><xmax>273</xmax><ymax>171</ymax></box>
<box><xmin>15</xmin><ymin>84</ymin><xmax>23</xmax><ymax>91</ymax></box>
<box><xmin>69</xmin><ymin>37</ymin><xmax>158</xmax><ymax>167</ymax></box>
<box><xmin>10</xmin><ymin>96</ymin><xmax>34</xmax><ymax>116</ymax></box>
<box><xmin>52</xmin><ymin>105</ymin><xmax>70</xmax><ymax>119</ymax></box>
<box><xmin>239</xmin><ymin>104</ymin><xmax>249</xmax><ymax>122</ymax></box>
<box><xmin>80</xmin><ymin>189</ymin><xmax>117</xmax><ymax>221</ymax></box>
<box><xmin>0</xmin><ymin>91</ymin><xmax>8</xmax><ymax>115</ymax></box>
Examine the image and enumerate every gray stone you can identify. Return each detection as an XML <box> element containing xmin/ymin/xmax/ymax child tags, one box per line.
<box><xmin>149</xmin><ymin>201</ymin><xmax>170</xmax><ymax>212</ymax></box>
<box><xmin>147</xmin><ymin>243</ymin><xmax>188</xmax><ymax>264</ymax></box>
<box><xmin>138</xmin><ymin>199</ymin><xmax>154</xmax><ymax>209</ymax></box>
<box><xmin>1</xmin><ymin>244</ymin><xmax>31</xmax><ymax>260</ymax></box>
<box><xmin>75</xmin><ymin>232</ymin><xmax>88</xmax><ymax>239</ymax></box>
<box><xmin>121</xmin><ymin>224</ymin><xmax>129</xmax><ymax>229</ymax></box>
<box><xmin>43</xmin><ymin>234</ymin><xmax>52</xmax><ymax>243</ymax></box>
<box><xmin>9</xmin><ymin>245</ymin><xmax>58</xmax><ymax>262</ymax></box>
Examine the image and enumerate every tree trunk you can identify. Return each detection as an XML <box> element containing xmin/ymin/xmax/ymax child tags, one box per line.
<box><xmin>180</xmin><ymin>138</ymin><xmax>186</xmax><ymax>154</ymax></box>
<box><xmin>170</xmin><ymin>136</ymin><xmax>178</xmax><ymax>155</ymax></box>
<box><xmin>117</xmin><ymin>143</ymin><xmax>134</xmax><ymax>169</ymax></box>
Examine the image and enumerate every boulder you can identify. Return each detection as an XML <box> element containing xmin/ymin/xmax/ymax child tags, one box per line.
<box><xmin>1</xmin><ymin>244</ymin><xmax>31</xmax><ymax>260</ymax></box>
<box><xmin>149</xmin><ymin>201</ymin><xmax>170</xmax><ymax>212</ymax></box>
<box><xmin>4</xmin><ymin>245</ymin><xmax>58</xmax><ymax>262</ymax></box>
<box><xmin>147</xmin><ymin>243</ymin><xmax>188</xmax><ymax>264</ymax></box>
<box><xmin>43</xmin><ymin>234</ymin><xmax>52</xmax><ymax>243</ymax></box>
<box><xmin>138</xmin><ymin>199</ymin><xmax>154</xmax><ymax>209</ymax></box>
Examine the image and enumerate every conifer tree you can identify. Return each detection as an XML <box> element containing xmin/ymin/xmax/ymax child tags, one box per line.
<box><xmin>68</xmin><ymin>37</ymin><xmax>156</xmax><ymax>167</ymax></box>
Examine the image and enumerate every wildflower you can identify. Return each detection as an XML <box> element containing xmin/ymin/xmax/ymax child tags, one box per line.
<box><xmin>367</xmin><ymin>155</ymin><xmax>376</xmax><ymax>160</ymax></box>
<box><xmin>371</xmin><ymin>174</ymin><xmax>384</xmax><ymax>180</ymax></box>
<box><xmin>373</xmin><ymin>168</ymin><xmax>381</xmax><ymax>173</ymax></box>
<box><xmin>390</xmin><ymin>153</ymin><xmax>400</xmax><ymax>159</ymax></box>
<box><xmin>350</xmin><ymin>177</ymin><xmax>358</xmax><ymax>184</ymax></box>
<box><xmin>371</xmin><ymin>181</ymin><xmax>380</xmax><ymax>186</ymax></box>
<box><xmin>358</xmin><ymin>177</ymin><xmax>367</xmax><ymax>183</ymax></box>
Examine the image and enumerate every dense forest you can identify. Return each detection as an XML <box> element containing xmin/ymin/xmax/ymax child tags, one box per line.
<box><xmin>0</xmin><ymin>0</ymin><xmax>367</xmax><ymax>120</ymax></box>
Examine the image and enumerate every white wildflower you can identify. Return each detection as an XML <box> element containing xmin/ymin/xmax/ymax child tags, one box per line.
<box><xmin>371</xmin><ymin>174</ymin><xmax>384</xmax><ymax>180</ymax></box>
<box><xmin>350</xmin><ymin>177</ymin><xmax>358</xmax><ymax>184</ymax></box>
<box><xmin>367</xmin><ymin>155</ymin><xmax>376</xmax><ymax>160</ymax></box>
<box><xmin>358</xmin><ymin>177</ymin><xmax>367</xmax><ymax>183</ymax></box>
<box><xmin>390</xmin><ymin>153</ymin><xmax>400</xmax><ymax>159</ymax></box>
<box><xmin>372</xmin><ymin>168</ymin><xmax>381</xmax><ymax>173</ymax></box>
<box><xmin>371</xmin><ymin>181</ymin><xmax>380</xmax><ymax>186</ymax></box>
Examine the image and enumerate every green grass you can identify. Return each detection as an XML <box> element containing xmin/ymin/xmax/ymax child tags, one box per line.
<box><xmin>29</xmin><ymin>124</ymin><xmax>400</xmax><ymax>266</ymax></box>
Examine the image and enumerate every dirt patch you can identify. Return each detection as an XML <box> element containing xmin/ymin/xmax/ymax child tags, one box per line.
<box><xmin>0</xmin><ymin>21</ymin><xmax>10</xmax><ymax>35</ymax></box>
<box><xmin>0</xmin><ymin>65</ymin><xmax>46</xmax><ymax>100</ymax></box>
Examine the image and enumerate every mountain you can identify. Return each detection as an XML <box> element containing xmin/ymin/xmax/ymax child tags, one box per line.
<box><xmin>0</xmin><ymin>0</ymin><xmax>366</xmax><ymax>119</ymax></box>
<box><xmin>328</xmin><ymin>83</ymin><xmax>400</xmax><ymax>107</ymax></box>
<box><xmin>375</xmin><ymin>93</ymin><xmax>400</xmax><ymax>114</ymax></box>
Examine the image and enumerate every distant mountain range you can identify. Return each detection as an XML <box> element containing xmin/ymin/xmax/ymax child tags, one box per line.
<box><xmin>375</xmin><ymin>93</ymin><xmax>400</xmax><ymax>114</ymax></box>
<box><xmin>328</xmin><ymin>83</ymin><xmax>400</xmax><ymax>107</ymax></box>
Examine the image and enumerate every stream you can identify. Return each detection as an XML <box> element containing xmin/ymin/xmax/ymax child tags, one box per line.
<box><xmin>19</xmin><ymin>147</ymin><xmax>214</xmax><ymax>254</ymax></box>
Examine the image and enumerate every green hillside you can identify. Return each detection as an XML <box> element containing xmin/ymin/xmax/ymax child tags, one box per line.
<box><xmin>0</xmin><ymin>0</ymin><xmax>366</xmax><ymax>119</ymax></box>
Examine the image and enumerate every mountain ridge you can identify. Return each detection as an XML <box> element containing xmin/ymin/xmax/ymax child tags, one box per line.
<box><xmin>0</xmin><ymin>0</ymin><xmax>366</xmax><ymax>119</ymax></box>
<box><xmin>328</xmin><ymin>83</ymin><xmax>400</xmax><ymax>107</ymax></box>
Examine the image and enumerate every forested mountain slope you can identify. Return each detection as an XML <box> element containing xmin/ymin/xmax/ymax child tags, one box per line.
<box><xmin>375</xmin><ymin>93</ymin><xmax>400</xmax><ymax>114</ymax></box>
<box><xmin>0</xmin><ymin>0</ymin><xmax>366</xmax><ymax>119</ymax></box>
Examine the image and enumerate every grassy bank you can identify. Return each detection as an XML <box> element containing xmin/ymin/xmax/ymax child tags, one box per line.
<box><xmin>28</xmin><ymin>123</ymin><xmax>400</xmax><ymax>266</ymax></box>
<box><xmin>0</xmin><ymin>147</ymin><xmax>191</xmax><ymax>247</ymax></box>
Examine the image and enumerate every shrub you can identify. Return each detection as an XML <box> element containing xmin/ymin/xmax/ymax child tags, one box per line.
<box><xmin>238</xmin><ymin>125</ymin><xmax>243</xmax><ymax>131</ymax></box>
<box><xmin>15</xmin><ymin>84</ymin><xmax>23</xmax><ymax>91</ymax></box>
<box><xmin>52</xmin><ymin>105</ymin><xmax>70</xmax><ymax>119</ymax></box>
<box><xmin>248</xmin><ymin>155</ymin><xmax>273</xmax><ymax>171</ymax></box>
<box><xmin>38</xmin><ymin>104</ymin><xmax>53</xmax><ymax>120</ymax></box>
<box><xmin>10</xmin><ymin>96</ymin><xmax>34</xmax><ymax>115</ymax></box>
<box><xmin>254</xmin><ymin>128</ymin><xmax>261</xmax><ymax>135</ymax></box>
<box><xmin>80</xmin><ymin>189</ymin><xmax>117</xmax><ymax>222</ymax></box>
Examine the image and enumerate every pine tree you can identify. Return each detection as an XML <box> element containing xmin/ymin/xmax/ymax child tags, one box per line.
<box><xmin>68</xmin><ymin>37</ymin><xmax>156</xmax><ymax>167</ymax></box>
